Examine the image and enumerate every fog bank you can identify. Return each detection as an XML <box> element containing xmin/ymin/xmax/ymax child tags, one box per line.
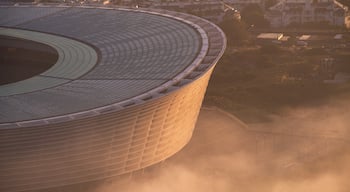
<box><xmin>96</xmin><ymin>101</ymin><xmax>350</xmax><ymax>192</ymax></box>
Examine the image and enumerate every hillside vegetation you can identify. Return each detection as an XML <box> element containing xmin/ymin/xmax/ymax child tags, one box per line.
<box><xmin>205</xmin><ymin>45</ymin><xmax>350</xmax><ymax>123</ymax></box>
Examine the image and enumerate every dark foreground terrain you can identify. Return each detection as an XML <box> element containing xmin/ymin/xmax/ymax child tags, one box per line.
<box><xmin>205</xmin><ymin>44</ymin><xmax>350</xmax><ymax>123</ymax></box>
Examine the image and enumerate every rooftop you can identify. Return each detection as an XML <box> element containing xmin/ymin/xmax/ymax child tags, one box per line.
<box><xmin>0</xmin><ymin>6</ymin><xmax>209</xmax><ymax>124</ymax></box>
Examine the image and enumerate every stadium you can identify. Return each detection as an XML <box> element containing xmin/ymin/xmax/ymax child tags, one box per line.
<box><xmin>0</xmin><ymin>4</ymin><xmax>226</xmax><ymax>192</ymax></box>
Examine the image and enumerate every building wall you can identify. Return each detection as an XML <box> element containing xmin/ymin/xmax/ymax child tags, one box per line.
<box><xmin>150</xmin><ymin>1</ymin><xmax>226</xmax><ymax>23</ymax></box>
<box><xmin>0</xmin><ymin>6</ymin><xmax>226</xmax><ymax>192</ymax></box>
<box><xmin>266</xmin><ymin>0</ymin><xmax>349</xmax><ymax>27</ymax></box>
<box><xmin>0</xmin><ymin>68</ymin><xmax>215</xmax><ymax>192</ymax></box>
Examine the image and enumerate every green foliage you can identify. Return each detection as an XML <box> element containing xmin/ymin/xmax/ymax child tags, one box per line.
<box><xmin>206</xmin><ymin>45</ymin><xmax>350</xmax><ymax>123</ymax></box>
<box><xmin>338</xmin><ymin>0</ymin><xmax>350</xmax><ymax>7</ymax></box>
<box><xmin>288</xmin><ymin>62</ymin><xmax>314</xmax><ymax>75</ymax></box>
<box><xmin>260</xmin><ymin>44</ymin><xmax>281</xmax><ymax>54</ymax></box>
<box><xmin>240</xmin><ymin>4</ymin><xmax>270</xmax><ymax>28</ymax></box>
<box><xmin>287</xmin><ymin>21</ymin><xmax>341</xmax><ymax>30</ymax></box>
<box><xmin>335</xmin><ymin>63</ymin><xmax>350</xmax><ymax>73</ymax></box>
<box><xmin>265</xmin><ymin>0</ymin><xmax>278</xmax><ymax>9</ymax></box>
<box><xmin>335</xmin><ymin>55</ymin><xmax>350</xmax><ymax>72</ymax></box>
<box><xmin>219</xmin><ymin>18</ymin><xmax>249</xmax><ymax>46</ymax></box>
<box><xmin>302</xmin><ymin>48</ymin><xmax>328</xmax><ymax>56</ymax></box>
<box><xmin>259</xmin><ymin>55</ymin><xmax>275</xmax><ymax>68</ymax></box>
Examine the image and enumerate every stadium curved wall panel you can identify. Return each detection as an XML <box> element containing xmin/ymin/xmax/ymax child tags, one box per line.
<box><xmin>0</xmin><ymin>5</ymin><xmax>226</xmax><ymax>192</ymax></box>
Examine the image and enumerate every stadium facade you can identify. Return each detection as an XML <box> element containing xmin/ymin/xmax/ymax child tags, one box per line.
<box><xmin>0</xmin><ymin>4</ymin><xmax>226</xmax><ymax>192</ymax></box>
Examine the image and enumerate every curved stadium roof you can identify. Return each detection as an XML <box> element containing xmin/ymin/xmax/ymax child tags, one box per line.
<box><xmin>0</xmin><ymin>5</ymin><xmax>218</xmax><ymax>125</ymax></box>
<box><xmin>0</xmin><ymin>5</ymin><xmax>226</xmax><ymax>192</ymax></box>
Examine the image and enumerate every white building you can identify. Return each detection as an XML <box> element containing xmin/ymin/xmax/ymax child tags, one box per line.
<box><xmin>149</xmin><ymin>0</ymin><xmax>226</xmax><ymax>23</ymax></box>
<box><xmin>266</xmin><ymin>0</ymin><xmax>350</xmax><ymax>28</ymax></box>
<box><xmin>224</xmin><ymin>0</ymin><xmax>264</xmax><ymax>10</ymax></box>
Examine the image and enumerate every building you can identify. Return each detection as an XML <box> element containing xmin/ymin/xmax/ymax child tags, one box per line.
<box><xmin>224</xmin><ymin>0</ymin><xmax>265</xmax><ymax>10</ymax></box>
<box><xmin>256</xmin><ymin>32</ymin><xmax>286</xmax><ymax>44</ymax></box>
<box><xmin>0</xmin><ymin>5</ymin><xmax>226</xmax><ymax>192</ymax></box>
<box><xmin>147</xmin><ymin>0</ymin><xmax>226</xmax><ymax>24</ymax></box>
<box><xmin>266</xmin><ymin>0</ymin><xmax>350</xmax><ymax>28</ymax></box>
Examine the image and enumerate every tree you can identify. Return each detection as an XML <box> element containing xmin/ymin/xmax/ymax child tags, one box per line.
<box><xmin>220</xmin><ymin>18</ymin><xmax>249</xmax><ymax>46</ymax></box>
<box><xmin>338</xmin><ymin>0</ymin><xmax>350</xmax><ymax>7</ymax></box>
<box><xmin>240</xmin><ymin>4</ymin><xmax>270</xmax><ymax>28</ymax></box>
<box><xmin>265</xmin><ymin>0</ymin><xmax>278</xmax><ymax>9</ymax></box>
<box><xmin>260</xmin><ymin>44</ymin><xmax>281</xmax><ymax>54</ymax></box>
<box><xmin>289</xmin><ymin>62</ymin><xmax>313</xmax><ymax>76</ymax></box>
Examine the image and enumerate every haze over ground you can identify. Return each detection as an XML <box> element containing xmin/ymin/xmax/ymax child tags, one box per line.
<box><xmin>96</xmin><ymin>96</ymin><xmax>350</xmax><ymax>192</ymax></box>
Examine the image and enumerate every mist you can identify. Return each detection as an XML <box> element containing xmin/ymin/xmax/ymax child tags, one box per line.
<box><xmin>95</xmin><ymin>100</ymin><xmax>350</xmax><ymax>192</ymax></box>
